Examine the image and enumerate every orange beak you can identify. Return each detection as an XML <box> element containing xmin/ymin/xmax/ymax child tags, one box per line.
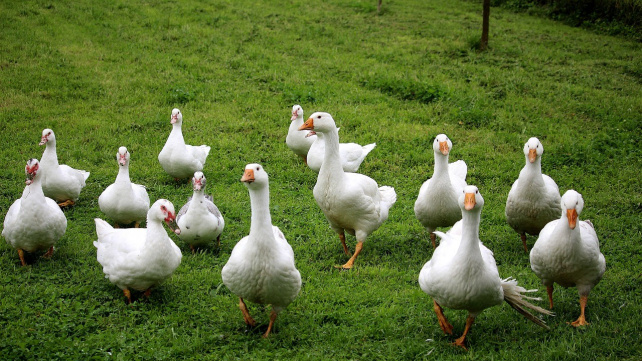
<box><xmin>241</xmin><ymin>169</ymin><xmax>255</xmax><ymax>183</ymax></box>
<box><xmin>439</xmin><ymin>141</ymin><xmax>449</xmax><ymax>155</ymax></box>
<box><xmin>299</xmin><ymin>118</ymin><xmax>314</xmax><ymax>131</ymax></box>
<box><xmin>567</xmin><ymin>208</ymin><xmax>578</xmax><ymax>229</ymax></box>
<box><xmin>528</xmin><ymin>148</ymin><xmax>537</xmax><ymax>163</ymax></box>
<box><xmin>464</xmin><ymin>193</ymin><xmax>476</xmax><ymax>210</ymax></box>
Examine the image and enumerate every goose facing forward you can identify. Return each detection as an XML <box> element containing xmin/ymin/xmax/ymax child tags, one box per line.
<box><xmin>299</xmin><ymin>112</ymin><xmax>396</xmax><ymax>269</ymax></box>
<box><xmin>2</xmin><ymin>159</ymin><xmax>67</xmax><ymax>266</ymax></box>
<box><xmin>419</xmin><ymin>186</ymin><xmax>552</xmax><ymax>350</ymax></box>
<box><xmin>176</xmin><ymin>171</ymin><xmax>225</xmax><ymax>253</ymax></box>
<box><xmin>221</xmin><ymin>164</ymin><xmax>301</xmax><ymax>338</ymax></box>
<box><xmin>39</xmin><ymin>128</ymin><xmax>90</xmax><ymax>207</ymax></box>
<box><xmin>530</xmin><ymin>190</ymin><xmax>605</xmax><ymax>326</ymax></box>
<box><xmin>286</xmin><ymin>105</ymin><xmax>315</xmax><ymax>164</ymax></box>
<box><xmin>158</xmin><ymin>109</ymin><xmax>211</xmax><ymax>180</ymax></box>
<box><xmin>98</xmin><ymin>147</ymin><xmax>150</xmax><ymax>227</ymax></box>
<box><xmin>506</xmin><ymin>137</ymin><xmax>561</xmax><ymax>252</ymax></box>
<box><xmin>94</xmin><ymin>199</ymin><xmax>182</xmax><ymax>304</ymax></box>
<box><xmin>414</xmin><ymin>134</ymin><xmax>467</xmax><ymax>248</ymax></box>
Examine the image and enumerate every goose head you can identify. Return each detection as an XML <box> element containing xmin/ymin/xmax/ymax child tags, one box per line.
<box><xmin>561</xmin><ymin>190</ymin><xmax>584</xmax><ymax>230</ymax></box>
<box><xmin>170</xmin><ymin>108</ymin><xmax>183</xmax><ymax>125</ymax></box>
<box><xmin>524</xmin><ymin>137</ymin><xmax>544</xmax><ymax>164</ymax></box>
<box><xmin>433</xmin><ymin>134</ymin><xmax>453</xmax><ymax>156</ymax></box>
<box><xmin>291</xmin><ymin>105</ymin><xmax>303</xmax><ymax>121</ymax></box>
<box><xmin>192</xmin><ymin>171</ymin><xmax>206</xmax><ymax>192</ymax></box>
<box><xmin>39</xmin><ymin>129</ymin><xmax>55</xmax><ymax>146</ymax></box>
<box><xmin>241</xmin><ymin>163</ymin><xmax>268</xmax><ymax>190</ymax></box>
<box><xmin>299</xmin><ymin>112</ymin><xmax>336</xmax><ymax>134</ymax></box>
<box><xmin>117</xmin><ymin>146</ymin><xmax>130</xmax><ymax>167</ymax></box>
<box><xmin>150</xmin><ymin>199</ymin><xmax>181</xmax><ymax>235</ymax></box>
<box><xmin>460</xmin><ymin>185</ymin><xmax>484</xmax><ymax>212</ymax></box>
<box><xmin>25</xmin><ymin>158</ymin><xmax>40</xmax><ymax>185</ymax></box>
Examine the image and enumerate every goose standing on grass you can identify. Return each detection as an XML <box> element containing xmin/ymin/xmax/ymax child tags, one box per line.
<box><xmin>222</xmin><ymin>164</ymin><xmax>301</xmax><ymax>338</ymax></box>
<box><xmin>3</xmin><ymin>159</ymin><xmax>67</xmax><ymax>266</ymax></box>
<box><xmin>286</xmin><ymin>105</ymin><xmax>315</xmax><ymax>164</ymax></box>
<box><xmin>506</xmin><ymin>137</ymin><xmax>561</xmax><ymax>252</ymax></box>
<box><xmin>176</xmin><ymin>172</ymin><xmax>225</xmax><ymax>253</ymax></box>
<box><xmin>530</xmin><ymin>190</ymin><xmax>605</xmax><ymax>327</ymax></box>
<box><xmin>39</xmin><ymin>128</ymin><xmax>90</xmax><ymax>207</ymax></box>
<box><xmin>419</xmin><ymin>185</ymin><xmax>553</xmax><ymax>350</ymax></box>
<box><xmin>414</xmin><ymin>134</ymin><xmax>467</xmax><ymax>248</ymax></box>
<box><xmin>94</xmin><ymin>199</ymin><xmax>182</xmax><ymax>304</ymax></box>
<box><xmin>305</xmin><ymin>129</ymin><xmax>376</xmax><ymax>173</ymax></box>
<box><xmin>158</xmin><ymin>108</ymin><xmax>211</xmax><ymax>180</ymax></box>
<box><xmin>299</xmin><ymin>112</ymin><xmax>396</xmax><ymax>269</ymax></box>
<box><xmin>98</xmin><ymin>147</ymin><xmax>150</xmax><ymax>227</ymax></box>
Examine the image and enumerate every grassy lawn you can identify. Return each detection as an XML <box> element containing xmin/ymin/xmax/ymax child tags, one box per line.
<box><xmin>1</xmin><ymin>0</ymin><xmax>641</xmax><ymax>359</ymax></box>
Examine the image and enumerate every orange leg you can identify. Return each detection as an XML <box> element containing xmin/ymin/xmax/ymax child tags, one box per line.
<box><xmin>42</xmin><ymin>246</ymin><xmax>55</xmax><ymax>259</ymax></box>
<box><xmin>123</xmin><ymin>289</ymin><xmax>132</xmax><ymax>304</ymax></box>
<box><xmin>134</xmin><ymin>222</ymin><xmax>140</xmax><ymax>228</ymax></box>
<box><xmin>190</xmin><ymin>244</ymin><xmax>196</xmax><ymax>254</ymax></box>
<box><xmin>430</xmin><ymin>233</ymin><xmax>437</xmax><ymax>249</ymax></box>
<box><xmin>239</xmin><ymin>298</ymin><xmax>256</xmax><ymax>327</ymax></box>
<box><xmin>302</xmin><ymin>155</ymin><xmax>308</xmax><ymax>165</ymax></box>
<box><xmin>546</xmin><ymin>285</ymin><xmax>554</xmax><ymax>309</ymax></box>
<box><xmin>143</xmin><ymin>289</ymin><xmax>152</xmax><ymax>299</ymax></box>
<box><xmin>57</xmin><ymin>199</ymin><xmax>75</xmax><ymax>208</ymax></box>
<box><xmin>216</xmin><ymin>235</ymin><xmax>221</xmax><ymax>248</ymax></box>
<box><xmin>452</xmin><ymin>315</ymin><xmax>476</xmax><ymax>351</ymax></box>
<box><xmin>262</xmin><ymin>310</ymin><xmax>278</xmax><ymax>338</ymax></box>
<box><xmin>520</xmin><ymin>233</ymin><xmax>529</xmax><ymax>252</ymax></box>
<box><xmin>338</xmin><ymin>241</ymin><xmax>363</xmax><ymax>270</ymax></box>
<box><xmin>339</xmin><ymin>232</ymin><xmax>350</xmax><ymax>255</ymax></box>
<box><xmin>17</xmin><ymin>249</ymin><xmax>26</xmax><ymax>266</ymax></box>
<box><xmin>433</xmin><ymin>300</ymin><xmax>453</xmax><ymax>335</ymax></box>
<box><xmin>569</xmin><ymin>295</ymin><xmax>590</xmax><ymax>327</ymax></box>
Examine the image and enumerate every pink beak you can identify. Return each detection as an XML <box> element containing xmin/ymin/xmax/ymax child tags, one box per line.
<box><xmin>118</xmin><ymin>155</ymin><xmax>127</xmax><ymax>166</ymax></box>
<box><xmin>291</xmin><ymin>112</ymin><xmax>298</xmax><ymax>121</ymax></box>
<box><xmin>171</xmin><ymin>114</ymin><xmax>178</xmax><ymax>124</ymax></box>
<box><xmin>39</xmin><ymin>135</ymin><xmax>48</xmax><ymax>146</ymax></box>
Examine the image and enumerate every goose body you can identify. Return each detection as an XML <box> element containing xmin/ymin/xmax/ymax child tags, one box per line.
<box><xmin>286</xmin><ymin>105</ymin><xmax>315</xmax><ymax>163</ymax></box>
<box><xmin>299</xmin><ymin>112</ymin><xmax>396</xmax><ymax>269</ymax></box>
<box><xmin>414</xmin><ymin>134</ymin><xmax>467</xmax><ymax>247</ymax></box>
<box><xmin>506</xmin><ymin>137</ymin><xmax>561</xmax><ymax>251</ymax></box>
<box><xmin>39</xmin><ymin>129</ymin><xmax>90</xmax><ymax>206</ymax></box>
<box><xmin>2</xmin><ymin>159</ymin><xmax>67</xmax><ymax>265</ymax></box>
<box><xmin>98</xmin><ymin>147</ymin><xmax>150</xmax><ymax>226</ymax></box>
<box><xmin>94</xmin><ymin>199</ymin><xmax>182</xmax><ymax>303</ymax></box>
<box><xmin>177</xmin><ymin>172</ymin><xmax>225</xmax><ymax>252</ymax></box>
<box><xmin>222</xmin><ymin>164</ymin><xmax>301</xmax><ymax>338</ymax></box>
<box><xmin>530</xmin><ymin>190</ymin><xmax>605</xmax><ymax>326</ymax></box>
<box><xmin>158</xmin><ymin>109</ymin><xmax>211</xmax><ymax>180</ymax></box>
<box><xmin>419</xmin><ymin>186</ymin><xmax>552</xmax><ymax>350</ymax></box>
<box><xmin>306</xmin><ymin>130</ymin><xmax>376</xmax><ymax>173</ymax></box>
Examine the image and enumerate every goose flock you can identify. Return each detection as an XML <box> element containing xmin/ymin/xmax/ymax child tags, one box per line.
<box><xmin>2</xmin><ymin>106</ymin><xmax>605</xmax><ymax>348</ymax></box>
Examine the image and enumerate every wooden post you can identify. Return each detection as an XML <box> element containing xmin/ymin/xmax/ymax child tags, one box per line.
<box><xmin>481</xmin><ymin>0</ymin><xmax>490</xmax><ymax>50</ymax></box>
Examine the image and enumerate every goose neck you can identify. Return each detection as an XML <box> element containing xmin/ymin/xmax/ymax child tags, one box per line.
<box><xmin>22</xmin><ymin>176</ymin><xmax>45</xmax><ymax>201</ymax></box>
<box><xmin>455</xmin><ymin>210</ymin><xmax>483</xmax><ymax>263</ymax></box>
<box><xmin>42</xmin><ymin>142</ymin><xmax>59</xmax><ymax>167</ymax></box>
<box><xmin>433</xmin><ymin>152</ymin><xmax>450</xmax><ymax>177</ymax></box>
<box><xmin>115</xmin><ymin>165</ymin><xmax>130</xmax><ymax>183</ymax></box>
<box><xmin>249</xmin><ymin>185</ymin><xmax>273</xmax><ymax>238</ymax></box>
<box><xmin>318</xmin><ymin>128</ymin><xmax>345</xmax><ymax>176</ymax></box>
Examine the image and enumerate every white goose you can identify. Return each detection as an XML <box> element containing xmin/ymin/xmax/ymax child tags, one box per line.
<box><xmin>98</xmin><ymin>147</ymin><xmax>150</xmax><ymax>227</ymax></box>
<box><xmin>94</xmin><ymin>199</ymin><xmax>182</xmax><ymax>304</ymax></box>
<box><xmin>419</xmin><ymin>185</ymin><xmax>553</xmax><ymax>350</ymax></box>
<box><xmin>222</xmin><ymin>164</ymin><xmax>301</xmax><ymax>338</ymax></box>
<box><xmin>2</xmin><ymin>159</ymin><xmax>67</xmax><ymax>266</ymax></box>
<box><xmin>158</xmin><ymin>108</ymin><xmax>211</xmax><ymax>180</ymax></box>
<box><xmin>299</xmin><ymin>112</ymin><xmax>396</xmax><ymax>269</ymax></box>
<box><xmin>39</xmin><ymin>128</ymin><xmax>90</xmax><ymax>207</ymax></box>
<box><xmin>286</xmin><ymin>104</ymin><xmax>315</xmax><ymax>164</ymax></box>
<box><xmin>506</xmin><ymin>137</ymin><xmax>561</xmax><ymax>252</ymax></box>
<box><xmin>176</xmin><ymin>172</ymin><xmax>225</xmax><ymax>253</ymax></box>
<box><xmin>305</xmin><ymin>130</ymin><xmax>376</xmax><ymax>173</ymax></box>
<box><xmin>414</xmin><ymin>134</ymin><xmax>467</xmax><ymax>248</ymax></box>
<box><xmin>530</xmin><ymin>190</ymin><xmax>605</xmax><ymax>327</ymax></box>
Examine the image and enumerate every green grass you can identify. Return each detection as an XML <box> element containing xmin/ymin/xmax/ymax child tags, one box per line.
<box><xmin>1</xmin><ymin>0</ymin><xmax>641</xmax><ymax>359</ymax></box>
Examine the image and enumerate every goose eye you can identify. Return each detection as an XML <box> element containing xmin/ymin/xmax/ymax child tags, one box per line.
<box><xmin>476</xmin><ymin>190</ymin><xmax>479</xmax><ymax>194</ymax></box>
<box><xmin>317</xmin><ymin>115</ymin><xmax>321</xmax><ymax>119</ymax></box>
<box><xmin>256</xmin><ymin>167</ymin><xmax>260</xmax><ymax>171</ymax></box>
<box><xmin>161</xmin><ymin>205</ymin><xmax>167</xmax><ymax>212</ymax></box>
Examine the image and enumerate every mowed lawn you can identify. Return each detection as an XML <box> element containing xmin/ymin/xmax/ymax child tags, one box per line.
<box><xmin>1</xmin><ymin>0</ymin><xmax>641</xmax><ymax>359</ymax></box>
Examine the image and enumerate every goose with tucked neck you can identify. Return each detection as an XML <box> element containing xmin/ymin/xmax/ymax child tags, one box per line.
<box><xmin>222</xmin><ymin>164</ymin><xmax>301</xmax><ymax>338</ymax></box>
<box><xmin>419</xmin><ymin>185</ymin><xmax>553</xmax><ymax>350</ymax></box>
<box><xmin>38</xmin><ymin>128</ymin><xmax>90</xmax><ymax>207</ymax></box>
<box><xmin>415</xmin><ymin>134</ymin><xmax>468</xmax><ymax>248</ymax></box>
<box><xmin>176</xmin><ymin>172</ymin><xmax>224</xmax><ymax>252</ymax></box>
<box><xmin>99</xmin><ymin>146</ymin><xmax>150</xmax><ymax>227</ymax></box>
<box><xmin>299</xmin><ymin>112</ymin><xmax>396</xmax><ymax>269</ymax></box>
<box><xmin>3</xmin><ymin>158</ymin><xmax>67</xmax><ymax>266</ymax></box>
<box><xmin>506</xmin><ymin>137</ymin><xmax>561</xmax><ymax>252</ymax></box>
<box><xmin>530</xmin><ymin>190</ymin><xmax>605</xmax><ymax>327</ymax></box>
